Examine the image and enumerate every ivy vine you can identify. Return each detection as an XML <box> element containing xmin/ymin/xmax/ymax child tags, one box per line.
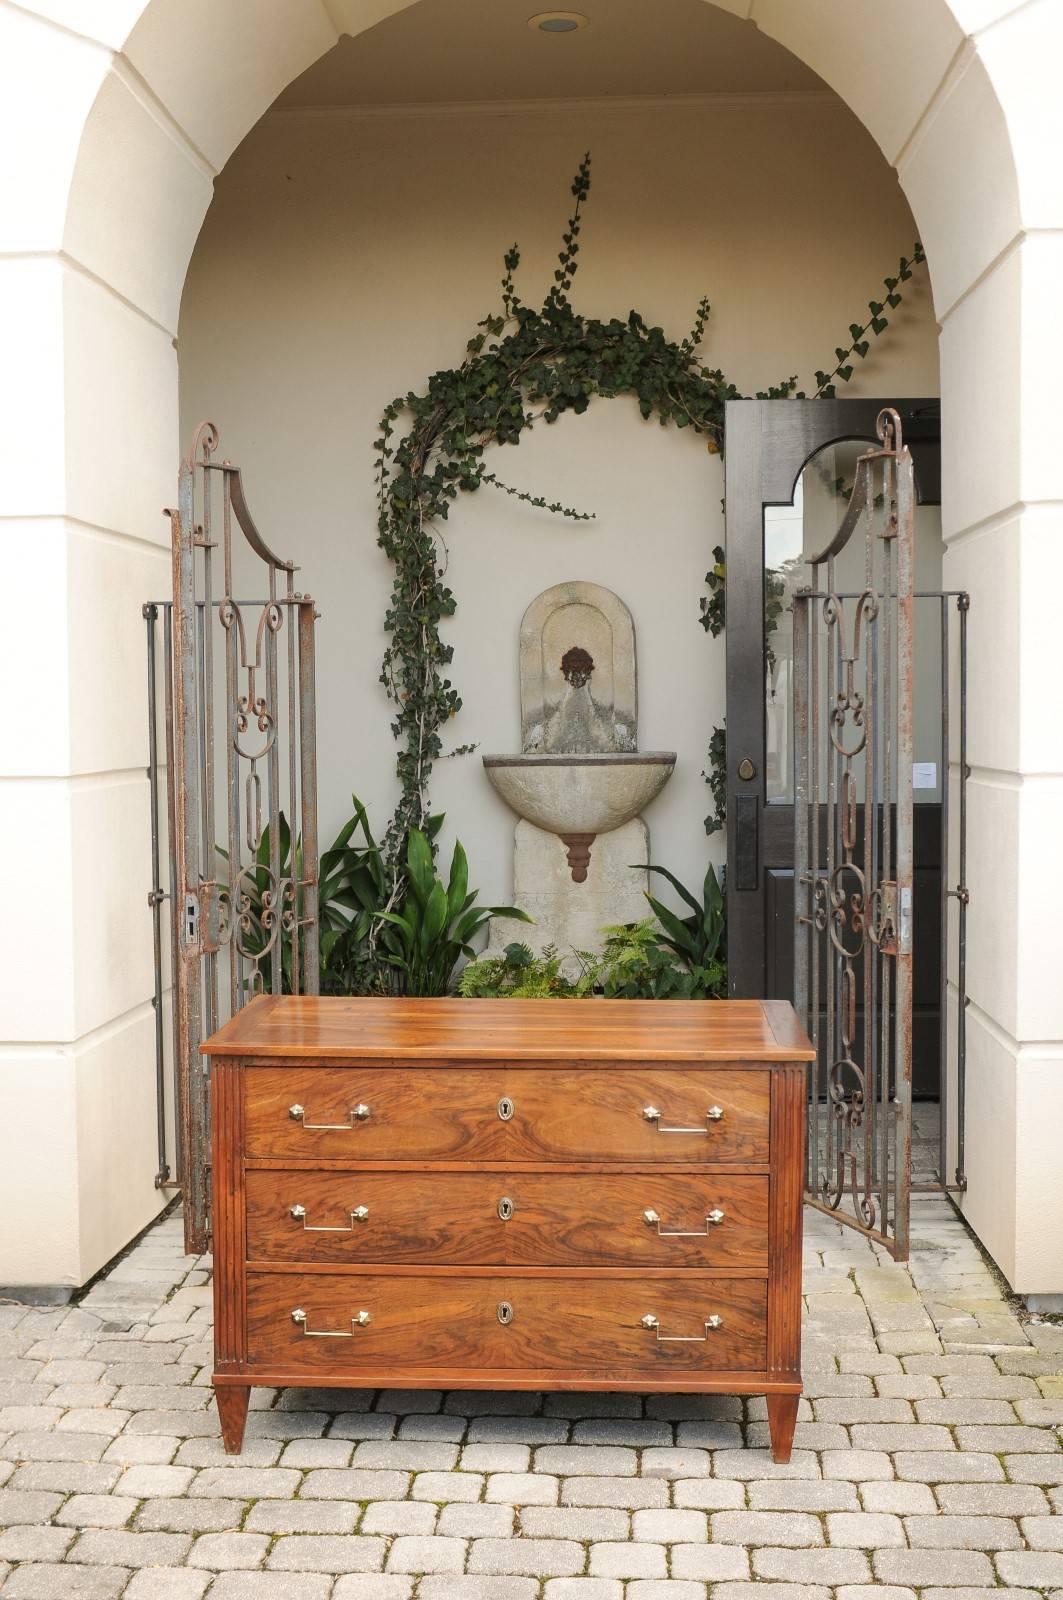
<box><xmin>373</xmin><ymin>155</ymin><xmax>926</xmax><ymax>873</ymax></box>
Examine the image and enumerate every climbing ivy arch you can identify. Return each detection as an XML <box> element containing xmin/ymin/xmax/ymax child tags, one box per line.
<box><xmin>374</xmin><ymin>155</ymin><xmax>924</xmax><ymax>868</ymax></box>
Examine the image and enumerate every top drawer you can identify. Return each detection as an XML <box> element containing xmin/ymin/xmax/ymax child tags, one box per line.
<box><xmin>244</xmin><ymin>1066</ymin><xmax>770</xmax><ymax>1163</ymax></box>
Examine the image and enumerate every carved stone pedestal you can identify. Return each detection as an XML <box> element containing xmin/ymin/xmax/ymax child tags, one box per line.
<box><xmin>489</xmin><ymin>817</ymin><xmax>649</xmax><ymax>966</ymax></box>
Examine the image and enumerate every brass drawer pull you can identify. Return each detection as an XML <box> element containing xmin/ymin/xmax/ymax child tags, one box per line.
<box><xmin>291</xmin><ymin>1307</ymin><xmax>371</xmax><ymax>1337</ymax></box>
<box><xmin>290</xmin><ymin>1203</ymin><xmax>369</xmax><ymax>1232</ymax></box>
<box><xmin>641</xmin><ymin>1312</ymin><xmax>724</xmax><ymax>1341</ymax></box>
<box><xmin>642</xmin><ymin>1104</ymin><xmax>724</xmax><ymax>1133</ymax></box>
<box><xmin>643</xmin><ymin>1207</ymin><xmax>725</xmax><ymax>1235</ymax></box>
<box><xmin>288</xmin><ymin>1102</ymin><xmax>371</xmax><ymax>1129</ymax></box>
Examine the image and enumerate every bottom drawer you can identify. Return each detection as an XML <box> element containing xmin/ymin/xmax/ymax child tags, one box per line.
<box><xmin>245</xmin><ymin>1271</ymin><xmax>767</xmax><ymax>1375</ymax></box>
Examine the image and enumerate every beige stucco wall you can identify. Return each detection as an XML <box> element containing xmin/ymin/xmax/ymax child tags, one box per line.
<box><xmin>178</xmin><ymin>94</ymin><xmax>938</xmax><ymax>906</ymax></box>
<box><xmin>5</xmin><ymin>0</ymin><xmax>1063</xmax><ymax>1297</ymax></box>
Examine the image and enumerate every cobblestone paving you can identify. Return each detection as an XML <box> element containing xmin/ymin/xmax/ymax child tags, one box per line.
<box><xmin>1</xmin><ymin>1196</ymin><xmax>1061</xmax><ymax>1598</ymax></box>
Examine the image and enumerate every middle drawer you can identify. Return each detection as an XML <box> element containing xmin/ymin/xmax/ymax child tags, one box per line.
<box><xmin>246</xmin><ymin>1169</ymin><xmax>769</xmax><ymax>1268</ymax></box>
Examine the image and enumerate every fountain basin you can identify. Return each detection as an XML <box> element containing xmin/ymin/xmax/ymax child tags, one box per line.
<box><xmin>483</xmin><ymin>751</ymin><xmax>676</xmax><ymax>838</ymax></box>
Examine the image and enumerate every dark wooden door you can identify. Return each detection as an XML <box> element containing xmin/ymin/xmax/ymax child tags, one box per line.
<box><xmin>723</xmin><ymin>399</ymin><xmax>942</xmax><ymax>1096</ymax></box>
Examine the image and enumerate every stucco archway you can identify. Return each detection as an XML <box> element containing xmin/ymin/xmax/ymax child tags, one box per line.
<box><xmin>1</xmin><ymin>0</ymin><xmax>1061</xmax><ymax>1294</ymax></box>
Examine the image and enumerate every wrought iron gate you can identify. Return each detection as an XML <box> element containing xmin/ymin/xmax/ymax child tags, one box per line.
<box><xmin>148</xmin><ymin>423</ymin><xmax>320</xmax><ymax>1254</ymax></box>
<box><xmin>792</xmin><ymin>409</ymin><xmax>968</xmax><ymax>1260</ymax></box>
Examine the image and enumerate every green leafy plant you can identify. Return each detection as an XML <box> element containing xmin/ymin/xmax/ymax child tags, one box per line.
<box><xmin>219</xmin><ymin>794</ymin><xmax>445</xmax><ymax>996</ymax></box>
<box><xmin>643</xmin><ymin>861</ymin><xmax>726</xmax><ymax>995</ymax></box>
<box><xmin>459</xmin><ymin>941</ymin><xmax>589</xmax><ymax>999</ymax></box>
<box><xmin>590</xmin><ymin>920</ymin><xmax>714</xmax><ymax>999</ymax></box>
<box><xmin>372</xmin><ymin>155</ymin><xmax>926</xmax><ymax>872</ymax></box>
<box><xmin>318</xmin><ymin>797</ymin><xmax>444</xmax><ymax>995</ymax></box>
<box><xmin>703</xmin><ymin>723</ymin><xmax>727</xmax><ymax>837</ymax></box>
<box><xmin>376</xmin><ymin>827</ymin><xmax>531</xmax><ymax>996</ymax></box>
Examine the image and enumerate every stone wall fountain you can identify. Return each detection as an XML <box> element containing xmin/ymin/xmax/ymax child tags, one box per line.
<box><xmin>483</xmin><ymin>581</ymin><xmax>676</xmax><ymax>959</ymax></box>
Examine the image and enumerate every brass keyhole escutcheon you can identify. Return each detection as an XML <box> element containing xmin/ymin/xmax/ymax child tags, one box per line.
<box><xmin>737</xmin><ymin>757</ymin><xmax>756</xmax><ymax>782</ymax></box>
<box><xmin>497</xmin><ymin>1096</ymin><xmax>514</xmax><ymax>1122</ymax></box>
<box><xmin>497</xmin><ymin>1301</ymin><xmax>514</xmax><ymax>1325</ymax></box>
<box><xmin>497</xmin><ymin>1196</ymin><xmax>515</xmax><ymax>1222</ymax></box>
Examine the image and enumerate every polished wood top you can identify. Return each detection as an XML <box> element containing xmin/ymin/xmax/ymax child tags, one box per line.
<box><xmin>202</xmin><ymin>996</ymin><xmax>814</xmax><ymax>1062</ymax></box>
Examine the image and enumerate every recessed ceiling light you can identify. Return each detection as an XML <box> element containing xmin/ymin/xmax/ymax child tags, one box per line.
<box><xmin>528</xmin><ymin>12</ymin><xmax>589</xmax><ymax>33</ymax></box>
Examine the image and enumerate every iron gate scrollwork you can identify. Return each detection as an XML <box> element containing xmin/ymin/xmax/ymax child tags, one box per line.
<box><xmin>154</xmin><ymin>423</ymin><xmax>320</xmax><ymax>1255</ymax></box>
<box><xmin>793</xmin><ymin>408</ymin><xmax>920</xmax><ymax>1259</ymax></box>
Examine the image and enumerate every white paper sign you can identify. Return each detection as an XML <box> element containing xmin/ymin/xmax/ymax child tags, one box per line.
<box><xmin>913</xmin><ymin>762</ymin><xmax>937</xmax><ymax>789</ymax></box>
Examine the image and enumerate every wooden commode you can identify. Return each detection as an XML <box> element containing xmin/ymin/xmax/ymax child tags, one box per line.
<box><xmin>203</xmin><ymin>995</ymin><xmax>814</xmax><ymax>1459</ymax></box>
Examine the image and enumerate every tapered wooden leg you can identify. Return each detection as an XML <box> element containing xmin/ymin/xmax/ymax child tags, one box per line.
<box><xmin>216</xmin><ymin>1385</ymin><xmax>250</xmax><ymax>1455</ymax></box>
<box><xmin>766</xmin><ymin>1392</ymin><xmax>799</xmax><ymax>1464</ymax></box>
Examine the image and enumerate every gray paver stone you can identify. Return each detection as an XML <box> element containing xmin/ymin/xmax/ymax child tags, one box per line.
<box><xmin>124</xmin><ymin>1571</ymin><xmax>211</xmax><ymax>1599</ymax></box>
<box><xmin>419</xmin><ymin>1580</ymin><xmax>539</xmax><ymax>1600</ymax></box>
<box><xmin>332</xmin><ymin>1580</ymin><xmax>415</xmax><ymax>1600</ymax></box>
<box><xmin>245</xmin><ymin>1498</ymin><xmax>360</xmax><ymax>1533</ymax></box>
<box><xmin>115</xmin><ymin>1464</ymin><xmax>194</xmax><ymax>1495</ymax></box>
<box><xmin>190</xmin><ymin>1466</ymin><xmax>299</xmax><ymax>1497</ymax></box>
<box><xmin>135</xmin><ymin>1495</ymin><xmax>246</xmax><ymax>1531</ymax></box>
<box><xmin>936</xmin><ymin>1481</ymin><xmax>1047</xmax><ymax>1513</ymax></box>
<box><xmin>712</xmin><ymin>1449</ymin><xmax>819</xmax><ymax>1480</ymax></box>
<box><xmin>641</xmin><ymin>1447</ymin><xmax>711</xmax><ymax>1479</ymax></box>
<box><xmin>996</xmin><ymin>1550</ymin><xmax>1063</xmax><ymax>1585</ymax></box>
<box><xmin>893</xmin><ymin>1451</ymin><xmax>1002</xmax><ymax>1481</ymax></box>
<box><xmin>468</xmin><ymin>1536</ymin><xmax>585</xmax><ymax>1576</ymax></box>
<box><xmin>353</xmin><ymin>1440</ymin><xmax>459</xmax><ymax>1471</ymax></box>
<box><xmin>0</xmin><ymin>1489</ymin><xmax>64</xmax><ymax>1523</ymax></box>
<box><xmin>670</xmin><ymin>1543</ymin><xmax>751</xmax><ymax>1580</ymax></box>
<box><xmin>1003</xmin><ymin>1453</ymin><xmax>1063</xmax><ymax>1484</ymax></box>
<box><xmin>873</xmin><ymin>1549</ymin><xmax>995</xmax><ymax>1585</ymax></box>
<box><xmin>826</xmin><ymin>1511</ymin><xmax>906</xmax><ymax>1546</ymax></box>
<box><xmin>206</xmin><ymin>1577</ymin><xmax>332</xmax><ymax>1600</ymax></box>
<box><xmin>0</xmin><ymin>1524</ymin><xmax>74</xmax><ymax>1560</ymax></box>
<box><xmin>0</xmin><ymin>1565</ymin><xmax>131</xmax><ymax>1598</ymax></box>
<box><xmin>562</xmin><ymin>1475</ymin><xmax>669</xmax><ymax>1508</ymax></box>
<box><xmin>542</xmin><ymin>1583</ymin><xmax>623</xmax><ymax>1600</ymax></box>
<box><xmin>267</xmin><ymin>1533</ymin><xmax>387</xmax><ymax>1572</ymax></box>
<box><xmin>359</xmin><ymin>1498</ymin><xmax>438</xmax><ymax>1536</ymax></box>
<box><xmin>712</xmin><ymin>1510</ymin><xmax>824</xmax><ymax>1545</ymax></box>
<box><xmin>905</xmin><ymin>1513</ymin><xmax>1022</xmax><ymax>1548</ymax></box>
<box><xmin>8</xmin><ymin>1462</ymin><xmax>120</xmax><ymax>1494</ymax></box>
<box><xmin>748</xmin><ymin>1481</ymin><xmax>858</xmax><ymax>1511</ymax></box>
<box><xmin>55</xmin><ymin>1492</ymin><xmax>138</xmax><ymax>1528</ymax></box>
<box><xmin>458</xmin><ymin>1442</ymin><xmax>530</xmax><ymax>1472</ymax></box>
<box><xmin>520</xmin><ymin>1505</ymin><xmax>629</xmax><ymax>1541</ymax></box>
<box><xmin>753</xmin><ymin>1549</ymin><xmax>873</xmax><ymax>1584</ymax></box>
<box><xmin>386</xmin><ymin>1533</ymin><xmax>468</xmax><ymax>1572</ymax></box>
<box><xmin>415</xmin><ymin>1469</ymin><xmax>487</xmax><ymax>1502</ymax></box>
<box><xmin>588</xmin><ymin>1542</ymin><xmax>667</xmax><ymax>1578</ymax></box>
<box><xmin>626</xmin><ymin>1585</ymin><xmax>710</xmax><ymax>1600</ymax></box>
<box><xmin>188</xmin><ymin>1530</ymin><xmax>271</xmax><ymax>1568</ymax></box>
<box><xmin>534</xmin><ymin>1445</ymin><xmax>636</xmax><ymax>1476</ymax></box>
<box><xmin>631</xmin><ymin>1507</ymin><xmax>707</xmax><ymax>1541</ymax></box>
<box><xmin>484</xmin><ymin>1469</ymin><xmax>561</xmax><ymax>1503</ymax></box>
<box><xmin>437</xmin><ymin>1501</ymin><xmax>515</xmax><ymax>1537</ymax></box>
<box><xmin>468</xmin><ymin>1415</ymin><xmax>566</xmax><ymax>1445</ymax></box>
<box><xmin>1019</xmin><ymin>1516</ymin><xmax>1063</xmax><ymax>1550</ymax></box>
<box><xmin>955</xmin><ymin>1424</ymin><xmax>1056</xmax><ymax>1452</ymax></box>
<box><xmin>710</xmin><ymin>1584</ymin><xmax>830</xmax><ymax>1600</ymax></box>
<box><xmin>298</xmin><ymin>1467</ymin><xmax>411</xmax><ymax>1499</ymax></box>
<box><xmin>67</xmin><ymin>1529</ymin><xmax>194</xmax><ymax>1565</ymax></box>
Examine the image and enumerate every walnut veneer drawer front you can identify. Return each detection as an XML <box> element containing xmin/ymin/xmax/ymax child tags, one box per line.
<box><xmin>504</xmin><ymin>1070</ymin><xmax>769</xmax><ymax>1163</ymax></box>
<box><xmin>246</xmin><ymin>1271</ymin><xmax>505</xmax><ymax>1370</ymax></box>
<box><xmin>244</xmin><ymin>1067</ymin><xmax>507</xmax><ymax>1160</ymax></box>
<box><xmin>245</xmin><ymin>1169</ymin><xmax>770</xmax><ymax>1268</ymax></box>
<box><xmin>245</xmin><ymin>1065</ymin><xmax>770</xmax><ymax>1165</ymax></box>
<box><xmin>245</xmin><ymin>1272</ymin><xmax>767</xmax><ymax>1375</ymax></box>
